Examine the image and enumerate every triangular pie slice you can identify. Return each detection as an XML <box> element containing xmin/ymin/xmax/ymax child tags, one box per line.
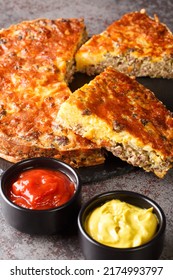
<box><xmin>0</xmin><ymin>17</ymin><xmax>88</xmax><ymax>84</ymax></box>
<box><xmin>58</xmin><ymin>67</ymin><xmax>173</xmax><ymax>177</ymax></box>
<box><xmin>0</xmin><ymin>18</ymin><xmax>104</xmax><ymax>167</ymax></box>
<box><xmin>76</xmin><ymin>9</ymin><xmax>173</xmax><ymax>78</ymax></box>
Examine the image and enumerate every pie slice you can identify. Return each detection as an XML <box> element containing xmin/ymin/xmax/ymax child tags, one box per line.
<box><xmin>0</xmin><ymin>18</ymin><xmax>104</xmax><ymax>167</ymax></box>
<box><xmin>0</xmin><ymin>17</ymin><xmax>88</xmax><ymax>84</ymax></box>
<box><xmin>76</xmin><ymin>9</ymin><xmax>173</xmax><ymax>78</ymax></box>
<box><xmin>58</xmin><ymin>67</ymin><xmax>173</xmax><ymax>177</ymax></box>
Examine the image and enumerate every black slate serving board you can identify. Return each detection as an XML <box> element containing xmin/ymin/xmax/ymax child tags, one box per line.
<box><xmin>0</xmin><ymin>74</ymin><xmax>173</xmax><ymax>184</ymax></box>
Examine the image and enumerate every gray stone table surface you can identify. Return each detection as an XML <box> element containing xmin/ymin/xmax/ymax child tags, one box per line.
<box><xmin>0</xmin><ymin>0</ymin><xmax>173</xmax><ymax>260</ymax></box>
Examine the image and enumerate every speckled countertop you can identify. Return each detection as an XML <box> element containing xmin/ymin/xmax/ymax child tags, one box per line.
<box><xmin>0</xmin><ymin>0</ymin><xmax>173</xmax><ymax>260</ymax></box>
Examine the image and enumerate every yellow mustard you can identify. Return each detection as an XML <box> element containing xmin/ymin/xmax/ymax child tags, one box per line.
<box><xmin>85</xmin><ymin>199</ymin><xmax>158</xmax><ymax>248</ymax></box>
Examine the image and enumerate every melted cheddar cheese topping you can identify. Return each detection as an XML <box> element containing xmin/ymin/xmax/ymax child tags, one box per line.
<box><xmin>76</xmin><ymin>10</ymin><xmax>173</xmax><ymax>69</ymax></box>
<box><xmin>0</xmin><ymin>18</ymin><xmax>86</xmax><ymax>86</ymax></box>
<box><xmin>0</xmin><ymin>18</ymin><xmax>103</xmax><ymax>159</ymax></box>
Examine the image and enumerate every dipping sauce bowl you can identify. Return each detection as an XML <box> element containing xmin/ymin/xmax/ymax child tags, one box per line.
<box><xmin>0</xmin><ymin>157</ymin><xmax>81</xmax><ymax>234</ymax></box>
<box><xmin>78</xmin><ymin>190</ymin><xmax>166</xmax><ymax>259</ymax></box>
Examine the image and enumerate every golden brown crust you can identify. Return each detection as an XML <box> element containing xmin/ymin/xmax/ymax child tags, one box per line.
<box><xmin>0</xmin><ymin>18</ymin><xmax>105</xmax><ymax>167</ymax></box>
<box><xmin>58</xmin><ymin>67</ymin><xmax>173</xmax><ymax>177</ymax></box>
<box><xmin>74</xmin><ymin>69</ymin><xmax>173</xmax><ymax>155</ymax></box>
<box><xmin>76</xmin><ymin>10</ymin><xmax>173</xmax><ymax>78</ymax></box>
<box><xmin>0</xmin><ymin>134</ymin><xmax>104</xmax><ymax>167</ymax></box>
<box><xmin>0</xmin><ymin>79</ymin><xmax>104</xmax><ymax>166</ymax></box>
<box><xmin>107</xmin><ymin>10</ymin><xmax>173</xmax><ymax>58</ymax></box>
<box><xmin>0</xmin><ymin>81</ymin><xmax>104</xmax><ymax>167</ymax></box>
<box><xmin>0</xmin><ymin>18</ymin><xmax>87</xmax><ymax>84</ymax></box>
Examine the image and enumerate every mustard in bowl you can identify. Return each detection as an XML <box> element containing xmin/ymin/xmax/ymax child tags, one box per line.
<box><xmin>78</xmin><ymin>191</ymin><xmax>166</xmax><ymax>260</ymax></box>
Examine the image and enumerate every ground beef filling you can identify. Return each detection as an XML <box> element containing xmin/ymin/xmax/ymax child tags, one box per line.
<box><xmin>82</xmin><ymin>53</ymin><xmax>173</xmax><ymax>79</ymax></box>
<box><xmin>107</xmin><ymin>142</ymin><xmax>171</xmax><ymax>176</ymax></box>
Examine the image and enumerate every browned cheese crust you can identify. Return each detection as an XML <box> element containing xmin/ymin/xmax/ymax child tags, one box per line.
<box><xmin>0</xmin><ymin>18</ymin><xmax>104</xmax><ymax>166</ymax></box>
<box><xmin>58</xmin><ymin>67</ymin><xmax>173</xmax><ymax>177</ymax></box>
<box><xmin>76</xmin><ymin>9</ymin><xmax>173</xmax><ymax>78</ymax></box>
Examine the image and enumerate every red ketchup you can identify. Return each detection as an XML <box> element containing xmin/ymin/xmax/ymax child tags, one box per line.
<box><xmin>9</xmin><ymin>168</ymin><xmax>75</xmax><ymax>210</ymax></box>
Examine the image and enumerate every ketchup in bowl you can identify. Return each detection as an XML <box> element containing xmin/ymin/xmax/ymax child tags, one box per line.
<box><xmin>8</xmin><ymin>168</ymin><xmax>75</xmax><ymax>210</ymax></box>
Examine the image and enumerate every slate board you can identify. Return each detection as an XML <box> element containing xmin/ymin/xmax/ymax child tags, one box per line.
<box><xmin>0</xmin><ymin>74</ymin><xmax>173</xmax><ymax>184</ymax></box>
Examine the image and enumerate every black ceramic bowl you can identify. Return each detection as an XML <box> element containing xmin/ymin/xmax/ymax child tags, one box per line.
<box><xmin>0</xmin><ymin>157</ymin><xmax>81</xmax><ymax>234</ymax></box>
<box><xmin>78</xmin><ymin>191</ymin><xmax>166</xmax><ymax>260</ymax></box>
